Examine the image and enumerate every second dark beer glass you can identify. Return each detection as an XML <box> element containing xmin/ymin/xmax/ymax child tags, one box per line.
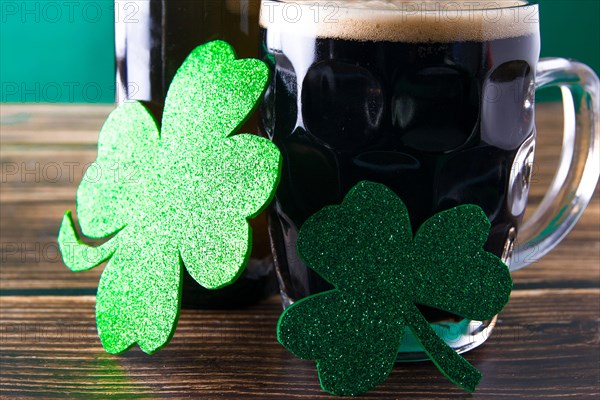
<box><xmin>115</xmin><ymin>0</ymin><xmax>276</xmax><ymax>308</ymax></box>
<box><xmin>260</xmin><ymin>0</ymin><xmax>599</xmax><ymax>357</ymax></box>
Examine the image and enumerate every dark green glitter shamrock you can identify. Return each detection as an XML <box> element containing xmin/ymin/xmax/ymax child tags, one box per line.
<box><xmin>58</xmin><ymin>41</ymin><xmax>281</xmax><ymax>354</ymax></box>
<box><xmin>277</xmin><ymin>181</ymin><xmax>512</xmax><ymax>396</ymax></box>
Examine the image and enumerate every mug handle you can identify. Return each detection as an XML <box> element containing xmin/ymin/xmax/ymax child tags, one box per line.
<box><xmin>511</xmin><ymin>58</ymin><xmax>600</xmax><ymax>271</ymax></box>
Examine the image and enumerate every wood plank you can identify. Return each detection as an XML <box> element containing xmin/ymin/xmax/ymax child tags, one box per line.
<box><xmin>0</xmin><ymin>201</ymin><xmax>597</xmax><ymax>291</ymax></box>
<box><xmin>0</xmin><ymin>186</ymin><xmax>597</xmax><ymax>290</ymax></box>
<box><xmin>0</xmin><ymin>104</ymin><xmax>111</xmax><ymax>145</ymax></box>
<box><xmin>0</xmin><ymin>292</ymin><xmax>598</xmax><ymax>399</ymax></box>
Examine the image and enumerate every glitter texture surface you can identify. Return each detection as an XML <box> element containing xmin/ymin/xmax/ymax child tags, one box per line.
<box><xmin>277</xmin><ymin>181</ymin><xmax>512</xmax><ymax>395</ymax></box>
<box><xmin>58</xmin><ymin>40</ymin><xmax>281</xmax><ymax>354</ymax></box>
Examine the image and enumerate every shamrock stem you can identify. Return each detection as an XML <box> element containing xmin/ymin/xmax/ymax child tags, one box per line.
<box><xmin>58</xmin><ymin>211</ymin><xmax>118</xmax><ymax>272</ymax></box>
<box><xmin>405</xmin><ymin>303</ymin><xmax>481</xmax><ymax>392</ymax></box>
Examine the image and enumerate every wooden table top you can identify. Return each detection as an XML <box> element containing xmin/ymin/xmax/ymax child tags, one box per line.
<box><xmin>1</xmin><ymin>104</ymin><xmax>598</xmax><ymax>399</ymax></box>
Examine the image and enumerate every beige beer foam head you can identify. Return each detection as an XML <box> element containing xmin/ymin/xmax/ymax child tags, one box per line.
<box><xmin>260</xmin><ymin>0</ymin><xmax>539</xmax><ymax>43</ymax></box>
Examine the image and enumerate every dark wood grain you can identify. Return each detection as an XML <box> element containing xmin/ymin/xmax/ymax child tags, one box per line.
<box><xmin>1</xmin><ymin>104</ymin><xmax>599</xmax><ymax>399</ymax></box>
<box><xmin>1</xmin><ymin>292</ymin><xmax>598</xmax><ymax>399</ymax></box>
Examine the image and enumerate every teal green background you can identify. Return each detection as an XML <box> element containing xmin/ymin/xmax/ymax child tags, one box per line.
<box><xmin>1</xmin><ymin>0</ymin><xmax>599</xmax><ymax>103</ymax></box>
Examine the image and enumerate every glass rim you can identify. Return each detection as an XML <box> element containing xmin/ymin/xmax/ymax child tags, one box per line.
<box><xmin>266</xmin><ymin>0</ymin><xmax>539</xmax><ymax>12</ymax></box>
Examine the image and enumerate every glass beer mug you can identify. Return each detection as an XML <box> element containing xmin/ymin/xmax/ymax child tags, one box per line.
<box><xmin>259</xmin><ymin>0</ymin><xmax>599</xmax><ymax>358</ymax></box>
<box><xmin>114</xmin><ymin>0</ymin><xmax>276</xmax><ymax>307</ymax></box>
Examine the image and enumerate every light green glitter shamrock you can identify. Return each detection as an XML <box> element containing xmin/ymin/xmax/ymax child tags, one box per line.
<box><xmin>58</xmin><ymin>41</ymin><xmax>281</xmax><ymax>354</ymax></box>
<box><xmin>277</xmin><ymin>181</ymin><xmax>512</xmax><ymax>396</ymax></box>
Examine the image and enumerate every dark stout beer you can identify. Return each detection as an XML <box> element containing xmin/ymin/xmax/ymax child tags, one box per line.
<box><xmin>260</xmin><ymin>0</ymin><xmax>540</xmax><ymax>320</ymax></box>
